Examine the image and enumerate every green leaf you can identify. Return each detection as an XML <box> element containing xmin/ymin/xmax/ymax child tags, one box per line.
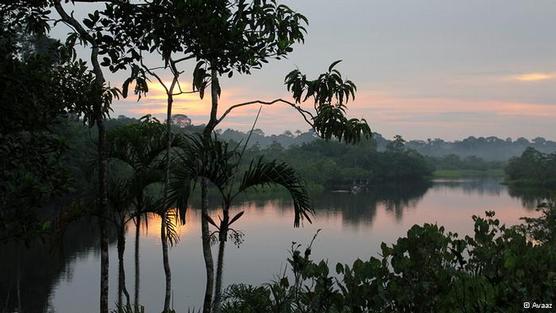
<box><xmin>328</xmin><ymin>59</ymin><xmax>342</xmax><ymax>72</ymax></box>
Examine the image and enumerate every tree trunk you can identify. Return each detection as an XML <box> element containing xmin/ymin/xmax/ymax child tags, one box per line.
<box><xmin>200</xmin><ymin>65</ymin><xmax>221</xmax><ymax>313</ymax></box>
<box><xmin>212</xmin><ymin>207</ymin><xmax>229</xmax><ymax>313</ymax></box>
<box><xmin>117</xmin><ymin>227</ymin><xmax>123</xmax><ymax>309</ymax></box>
<box><xmin>117</xmin><ymin>225</ymin><xmax>130</xmax><ymax>310</ymax></box>
<box><xmin>201</xmin><ymin>179</ymin><xmax>214</xmax><ymax>313</ymax></box>
<box><xmin>212</xmin><ymin>238</ymin><xmax>226</xmax><ymax>313</ymax></box>
<box><xmin>160</xmin><ymin>212</ymin><xmax>172</xmax><ymax>312</ymax></box>
<box><xmin>99</xmin><ymin>207</ymin><xmax>109</xmax><ymax>313</ymax></box>
<box><xmin>134</xmin><ymin>214</ymin><xmax>141</xmax><ymax>309</ymax></box>
<box><xmin>51</xmin><ymin>4</ymin><xmax>110</xmax><ymax>312</ymax></box>
<box><xmin>98</xmin><ymin>119</ymin><xmax>110</xmax><ymax>313</ymax></box>
<box><xmin>160</xmin><ymin>83</ymin><xmax>175</xmax><ymax>313</ymax></box>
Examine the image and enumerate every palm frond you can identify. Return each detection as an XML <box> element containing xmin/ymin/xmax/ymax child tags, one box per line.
<box><xmin>235</xmin><ymin>157</ymin><xmax>313</xmax><ymax>227</ymax></box>
<box><xmin>107</xmin><ymin>177</ymin><xmax>134</xmax><ymax>214</ymax></box>
<box><xmin>164</xmin><ymin>208</ymin><xmax>180</xmax><ymax>246</ymax></box>
<box><xmin>168</xmin><ymin>134</ymin><xmax>239</xmax><ymax>223</ymax></box>
<box><xmin>167</xmin><ymin>157</ymin><xmax>193</xmax><ymax>224</ymax></box>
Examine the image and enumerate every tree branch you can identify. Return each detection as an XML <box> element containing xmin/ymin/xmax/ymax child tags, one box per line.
<box><xmin>172</xmin><ymin>90</ymin><xmax>197</xmax><ymax>96</ymax></box>
<box><xmin>140</xmin><ymin>51</ymin><xmax>169</xmax><ymax>94</ymax></box>
<box><xmin>54</xmin><ymin>1</ymin><xmax>95</xmax><ymax>44</ymax></box>
<box><xmin>217</xmin><ymin>99</ymin><xmax>315</xmax><ymax>127</ymax></box>
<box><xmin>54</xmin><ymin>0</ymin><xmax>105</xmax><ymax>94</ymax></box>
<box><xmin>173</xmin><ymin>54</ymin><xmax>195</xmax><ymax>64</ymax></box>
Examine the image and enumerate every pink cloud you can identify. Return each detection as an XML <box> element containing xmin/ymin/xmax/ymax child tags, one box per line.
<box><xmin>112</xmin><ymin>83</ymin><xmax>556</xmax><ymax>140</ymax></box>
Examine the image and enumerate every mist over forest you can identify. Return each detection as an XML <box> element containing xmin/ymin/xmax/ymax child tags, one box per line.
<box><xmin>111</xmin><ymin>115</ymin><xmax>556</xmax><ymax>162</ymax></box>
<box><xmin>204</xmin><ymin>122</ymin><xmax>556</xmax><ymax>161</ymax></box>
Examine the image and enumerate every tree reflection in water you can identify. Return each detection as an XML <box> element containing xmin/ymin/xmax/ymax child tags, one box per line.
<box><xmin>1</xmin><ymin>179</ymin><xmax>548</xmax><ymax>313</ymax></box>
<box><xmin>0</xmin><ymin>218</ymin><xmax>114</xmax><ymax>313</ymax></box>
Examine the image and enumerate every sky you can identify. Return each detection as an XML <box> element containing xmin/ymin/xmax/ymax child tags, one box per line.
<box><xmin>51</xmin><ymin>0</ymin><xmax>556</xmax><ymax>140</ymax></box>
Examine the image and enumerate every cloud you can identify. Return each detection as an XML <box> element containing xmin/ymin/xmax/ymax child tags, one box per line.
<box><xmin>111</xmin><ymin>80</ymin><xmax>556</xmax><ymax>140</ymax></box>
<box><xmin>510</xmin><ymin>72</ymin><xmax>556</xmax><ymax>82</ymax></box>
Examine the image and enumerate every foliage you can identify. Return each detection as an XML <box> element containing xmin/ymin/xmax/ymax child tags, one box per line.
<box><xmin>285</xmin><ymin>61</ymin><xmax>371</xmax><ymax>144</ymax></box>
<box><xmin>168</xmin><ymin>134</ymin><xmax>313</xmax><ymax>227</ymax></box>
<box><xmin>243</xmin><ymin>136</ymin><xmax>433</xmax><ymax>190</ymax></box>
<box><xmin>0</xmin><ymin>14</ymin><xmax>100</xmax><ymax>243</ymax></box>
<box><xmin>100</xmin><ymin>0</ymin><xmax>308</xmax><ymax>100</ymax></box>
<box><xmin>428</xmin><ymin>154</ymin><xmax>504</xmax><ymax>172</ymax></box>
<box><xmin>222</xmin><ymin>206</ymin><xmax>556</xmax><ymax>313</ymax></box>
<box><xmin>168</xmin><ymin>133</ymin><xmax>314</xmax><ymax>311</ymax></box>
<box><xmin>505</xmin><ymin>147</ymin><xmax>556</xmax><ymax>188</ymax></box>
<box><xmin>106</xmin><ymin>116</ymin><xmax>185</xmax><ymax>243</ymax></box>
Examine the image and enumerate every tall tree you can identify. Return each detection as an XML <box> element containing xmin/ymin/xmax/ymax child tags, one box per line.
<box><xmin>100</xmin><ymin>2</ymin><xmax>213</xmax><ymax>308</ymax></box>
<box><xmin>101</xmin><ymin>2</ymin><xmax>370</xmax><ymax>313</ymax></box>
<box><xmin>168</xmin><ymin>134</ymin><xmax>314</xmax><ymax>312</ymax></box>
<box><xmin>107</xmin><ymin>116</ymin><xmax>177</xmax><ymax>311</ymax></box>
<box><xmin>0</xmin><ymin>3</ymin><xmax>99</xmax><ymax>238</ymax></box>
<box><xmin>52</xmin><ymin>2</ymin><xmax>119</xmax><ymax>312</ymax></box>
<box><xmin>0</xmin><ymin>8</ymin><xmax>72</xmax><ymax>243</ymax></box>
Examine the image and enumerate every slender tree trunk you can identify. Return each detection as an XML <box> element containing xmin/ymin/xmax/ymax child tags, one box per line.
<box><xmin>201</xmin><ymin>66</ymin><xmax>220</xmax><ymax>313</ymax></box>
<box><xmin>134</xmin><ymin>214</ymin><xmax>141</xmax><ymax>309</ymax></box>
<box><xmin>98</xmin><ymin>119</ymin><xmax>110</xmax><ymax>313</ymax></box>
<box><xmin>160</xmin><ymin>214</ymin><xmax>172</xmax><ymax>312</ymax></box>
<box><xmin>51</xmin><ymin>4</ymin><xmax>110</xmax><ymax>313</ymax></box>
<box><xmin>213</xmin><ymin>207</ymin><xmax>229</xmax><ymax>313</ymax></box>
<box><xmin>201</xmin><ymin>179</ymin><xmax>214</xmax><ymax>313</ymax></box>
<box><xmin>161</xmin><ymin>94</ymin><xmax>174</xmax><ymax>312</ymax></box>
<box><xmin>213</xmin><ymin>239</ymin><xmax>226</xmax><ymax>313</ymax></box>
<box><xmin>117</xmin><ymin>225</ymin><xmax>130</xmax><ymax>310</ymax></box>
<box><xmin>117</xmin><ymin>227</ymin><xmax>123</xmax><ymax>309</ymax></box>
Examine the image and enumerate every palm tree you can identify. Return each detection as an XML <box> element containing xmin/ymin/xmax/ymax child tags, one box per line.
<box><xmin>168</xmin><ymin>134</ymin><xmax>313</xmax><ymax>312</ymax></box>
<box><xmin>107</xmin><ymin>116</ymin><xmax>180</xmax><ymax>311</ymax></box>
<box><xmin>106</xmin><ymin>178</ymin><xmax>134</xmax><ymax>309</ymax></box>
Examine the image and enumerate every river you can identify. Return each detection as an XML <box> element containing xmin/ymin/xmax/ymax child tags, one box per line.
<box><xmin>0</xmin><ymin>178</ymin><xmax>546</xmax><ymax>313</ymax></box>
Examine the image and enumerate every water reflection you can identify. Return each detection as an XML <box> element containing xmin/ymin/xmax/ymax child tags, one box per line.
<box><xmin>0</xmin><ymin>218</ymin><xmax>113</xmax><ymax>313</ymax></box>
<box><xmin>0</xmin><ymin>179</ymin><xmax>546</xmax><ymax>313</ymax></box>
<box><xmin>507</xmin><ymin>185</ymin><xmax>555</xmax><ymax>209</ymax></box>
<box><xmin>431</xmin><ymin>178</ymin><xmax>506</xmax><ymax>196</ymax></box>
<box><xmin>309</xmin><ymin>182</ymin><xmax>430</xmax><ymax>225</ymax></box>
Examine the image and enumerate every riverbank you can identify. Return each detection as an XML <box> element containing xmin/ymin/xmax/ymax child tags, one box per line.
<box><xmin>432</xmin><ymin>169</ymin><xmax>504</xmax><ymax>179</ymax></box>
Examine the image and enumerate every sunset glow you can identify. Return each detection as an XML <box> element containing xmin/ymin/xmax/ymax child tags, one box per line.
<box><xmin>511</xmin><ymin>72</ymin><xmax>556</xmax><ymax>82</ymax></box>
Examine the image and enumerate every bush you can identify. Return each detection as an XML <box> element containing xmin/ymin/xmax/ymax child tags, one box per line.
<box><xmin>223</xmin><ymin>205</ymin><xmax>556</xmax><ymax>313</ymax></box>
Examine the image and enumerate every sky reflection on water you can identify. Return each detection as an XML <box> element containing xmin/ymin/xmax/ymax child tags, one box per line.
<box><xmin>0</xmin><ymin>179</ymin><xmax>541</xmax><ymax>313</ymax></box>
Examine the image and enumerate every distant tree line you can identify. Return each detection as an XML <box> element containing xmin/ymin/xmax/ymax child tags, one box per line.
<box><xmin>48</xmin><ymin>116</ymin><xmax>515</xmax><ymax>195</ymax></box>
<box><xmin>205</xmin><ymin>125</ymin><xmax>556</xmax><ymax>162</ymax></box>
<box><xmin>402</xmin><ymin>135</ymin><xmax>556</xmax><ymax>161</ymax></box>
<box><xmin>55</xmin><ymin>115</ymin><xmax>436</xmax><ymax>192</ymax></box>
<box><xmin>424</xmin><ymin>154</ymin><xmax>505</xmax><ymax>178</ymax></box>
<box><xmin>111</xmin><ymin>117</ymin><xmax>517</xmax><ymax>186</ymax></box>
<box><xmin>506</xmin><ymin>147</ymin><xmax>556</xmax><ymax>188</ymax></box>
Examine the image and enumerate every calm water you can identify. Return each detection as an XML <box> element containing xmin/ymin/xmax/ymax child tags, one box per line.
<box><xmin>1</xmin><ymin>179</ymin><xmax>545</xmax><ymax>313</ymax></box>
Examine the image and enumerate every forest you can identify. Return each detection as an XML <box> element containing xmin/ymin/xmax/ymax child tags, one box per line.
<box><xmin>505</xmin><ymin>147</ymin><xmax>556</xmax><ymax>188</ymax></box>
<box><xmin>1</xmin><ymin>1</ymin><xmax>555</xmax><ymax>313</ymax></box>
<box><xmin>218</xmin><ymin>127</ymin><xmax>556</xmax><ymax>161</ymax></box>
